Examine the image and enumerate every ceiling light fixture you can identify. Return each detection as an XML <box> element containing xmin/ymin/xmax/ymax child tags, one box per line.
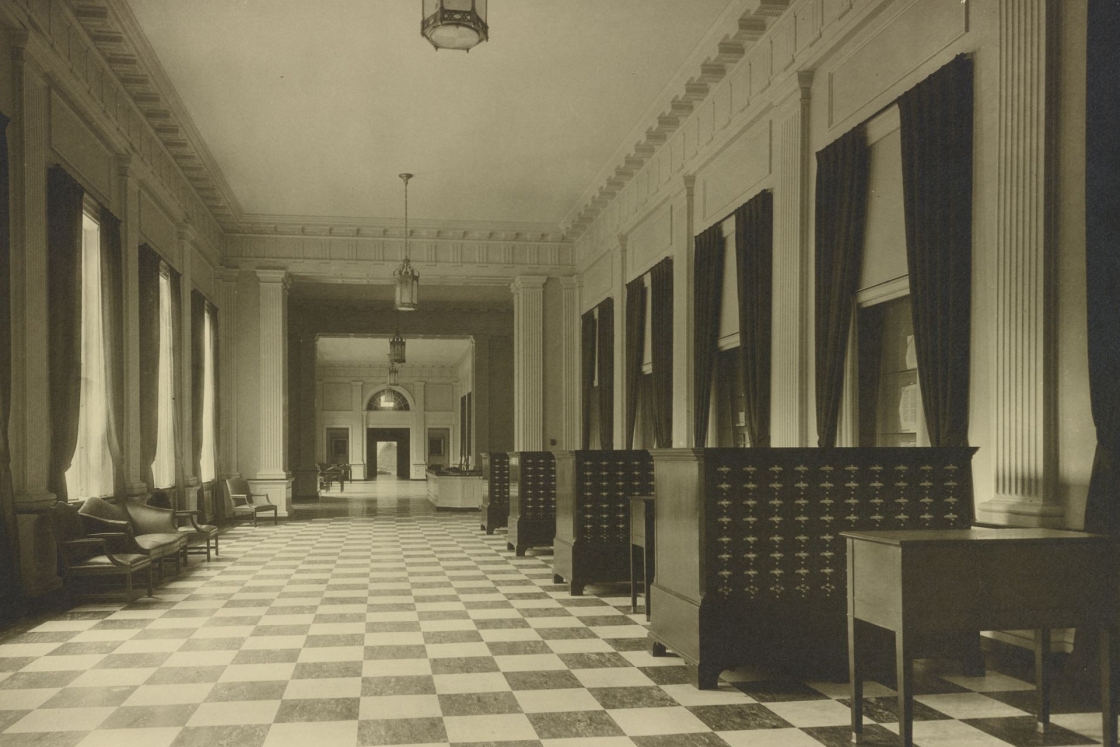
<box><xmin>395</xmin><ymin>173</ymin><xmax>419</xmax><ymax>311</ymax></box>
<box><xmin>389</xmin><ymin>328</ymin><xmax>406</xmax><ymax>364</ymax></box>
<box><xmin>387</xmin><ymin>357</ymin><xmax>400</xmax><ymax>388</ymax></box>
<box><xmin>421</xmin><ymin>0</ymin><xmax>488</xmax><ymax>52</ymax></box>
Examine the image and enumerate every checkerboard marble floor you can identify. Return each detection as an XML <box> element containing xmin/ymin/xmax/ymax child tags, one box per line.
<box><xmin>0</xmin><ymin>493</ymin><xmax>1107</xmax><ymax>747</ymax></box>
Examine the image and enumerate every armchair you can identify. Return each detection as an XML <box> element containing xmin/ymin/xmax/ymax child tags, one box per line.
<box><xmin>48</xmin><ymin>501</ymin><xmax>153</xmax><ymax>601</ymax></box>
<box><xmin>79</xmin><ymin>496</ymin><xmax>187</xmax><ymax>580</ymax></box>
<box><xmin>225</xmin><ymin>477</ymin><xmax>279</xmax><ymax>526</ymax></box>
<box><xmin>150</xmin><ymin>490</ymin><xmax>219</xmax><ymax>561</ymax></box>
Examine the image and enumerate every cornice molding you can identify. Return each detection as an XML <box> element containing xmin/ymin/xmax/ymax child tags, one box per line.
<box><xmin>227</xmin><ymin>215</ymin><xmax>566</xmax><ymax>244</ymax></box>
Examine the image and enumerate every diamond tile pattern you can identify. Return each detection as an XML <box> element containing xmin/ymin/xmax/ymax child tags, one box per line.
<box><xmin>0</xmin><ymin>493</ymin><xmax>1103</xmax><ymax>747</ymax></box>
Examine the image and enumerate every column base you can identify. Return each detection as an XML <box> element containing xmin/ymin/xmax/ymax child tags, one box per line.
<box><xmin>250</xmin><ymin>475</ymin><xmax>293</xmax><ymax>517</ymax></box>
<box><xmin>182</xmin><ymin>483</ymin><xmax>200</xmax><ymax>512</ymax></box>
<box><xmin>126</xmin><ymin>481</ymin><xmax>149</xmax><ymax>498</ymax></box>
<box><xmin>976</xmin><ymin>497</ymin><xmax>1066</xmax><ymax>528</ymax></box>
<box><xmin>17</xmin><ymin>512</ymin><xmax>61</xmax><ymax>597</ymax></box>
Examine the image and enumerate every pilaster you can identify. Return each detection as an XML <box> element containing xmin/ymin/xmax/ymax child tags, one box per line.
<box><xmin>673</xmin><ymin>176</ymin><xmax>696</xmax><ymax>447</ymax></box>
<box><xmin>511</xmin><ymin>276</ymin><xmax>547</xmax><ymax>450</ymax></box>
<box><xmin>613</xmin><ymin>238</ymin><xmax>627</xmax><ymax>449</ymax></box>
<box><xmin>350</xmin><ymin>379</ymin><xmax>366</xmax><ymax>479</ymax></box>
<box><xmin>771</xmin><ymin>71</ymin><xmax>813</xmax><ymax>447</ymax></box>
<box><xmin>472</xmin><ymin>335</ymin><xmax>490</xmax><ymax>468</ymax></box>
<box><xmin>177</xmin><ymin>224</ymin><xmax>198</xmax><ymax>512</ymax></box>
<box><xmin>252</xmin><ymin>269</ymin><xmax>292</xmax><ymax>515</ymax></box>
<box><xmin>119</xmin><ymin>157</ymin><xmax>146</xmax><ymax>496</ymax></box>
<box><xmin>215</xmin><ymin>268</ymin><xmax>238</xmax><ymax>478</ymax></box>
<box><xmin>979</xmin><ymin>0</ymin><xmax>1063</xmax><ymax>526</ymax></box>
<box><xmin>558</xmin><ymin>277</ymin><xmax>580</xmax><ymax>449</ymax></box>
<box><xmin>412</xmin><ymin>381</ymin><xmax>426</xmax><ymax>479</ymax></box>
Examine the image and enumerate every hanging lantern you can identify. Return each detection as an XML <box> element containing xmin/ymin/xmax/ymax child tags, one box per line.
<box><xmin>421</xmin><ymin>0</ymin><xmax>488</xmax><ymax>52</ymax></box>
<box><xmin>394</xmin><ymin>173</ymin><xmax>419</xmax><ymax>311</ymax></box>
<box><xmin>387</xmin><ymin>364</ymin><xmax>400</xmax><ymax>388</ymax></box>
<box><xmin>389</xmin><ymin>329</ymin><xmax>406</xmax><ymax>364</ymax></box>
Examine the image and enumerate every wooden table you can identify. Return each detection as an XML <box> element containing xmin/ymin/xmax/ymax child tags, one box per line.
<box><xmin>844</xmin><ymin>528</ymin><xmax>1119</xmax><ymax>747</ymax></box>
<box><xmin>630</xmin><ymin>496</ymin><xmax>655</xmax><ymax>620</ymax></box>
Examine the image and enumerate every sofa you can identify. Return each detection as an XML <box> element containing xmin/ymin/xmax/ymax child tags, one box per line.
<box><xmin>78</xmin><ymin>496</ymin><xmax>188</xmax><ymax>580</ymax></box>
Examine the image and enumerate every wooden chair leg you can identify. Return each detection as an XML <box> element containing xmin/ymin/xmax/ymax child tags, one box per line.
<box><xmin>147</xmin><ymin>565</ymin><xmax>154</xmax><ymax>596</ymax></box>
<box><xmin>214</xmin><ymin>533</ymin><xmax>219</xmax><ymax>556</ymax></box>
<box><xmin>126</xmin><ymin>570</ymin><xmax>134</xmax><ymax>600</ymax></box>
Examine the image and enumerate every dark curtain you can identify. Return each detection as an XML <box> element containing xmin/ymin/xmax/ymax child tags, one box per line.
<box><xmin>650</xmin><ymin>258</ymin><xmax>673</xmax><ymax>448</ymax></box>
<box><xmin>190</xmin><ymin>290</ymin><xmax>205</xmax><ymax>483</ymax></box>
<box><xmin>734</xmin><ymin>190</ymin><xmax>773</xmax><ymax>448</ymax></box>
<box><xmin>1083</xmin><ymin>0</ymin><xmax>1120</xmax><ymax>538</ymax></box>
<box><xmin>624</xmin><ymin>278</ymin><xmax>646</xmax><ymax>450</ymax></box>
<box><xmin>46</xmin><ymin>166</ymin><xmax>85</xmax><ymax>502</ymax></box>
<box><xmin>169</xmin><ymin>269</ymin><xmax>183</xmax><ymax>493</ymax></box>
<box><xmin>597</xmin><ymin>298</ymin><xmax>615</xmax><ymax>450</ymax></box>
<box><xmin>856</xmin><ymin>304</ymin><xmax>886</xmax><ymax>447</ymax></box>
<box><xmin>899</xmin><ymin>54</ymin><xmax>974</xmax><ymax>448</ymax></box>
<box><xmin>580</xmin><ymin>310</ymin><xmax>596</xmax><ymax>449</ymax></box>
<box><xmin>99</xmin><ymin>207</ymin><xmax>125</xmax><ymax>496</ymax></box>
<box><xmin>814</xmin><ymin>125</ymin><xmax>870</xmax><ymax>447</ymax></box>
<box><xmin>693</xmin><ymin>225</ymin><xmax>724</xmax><ymax>447</ymax></box>
<box><xmin>137</xmin><ymin>245</ymin><xmax>161</xmax><ymax>490</ymax></box>
<box><xmin>0</xmin><ymin>112</ymin><xmax>18</xmax><ymax>600</ymax></box>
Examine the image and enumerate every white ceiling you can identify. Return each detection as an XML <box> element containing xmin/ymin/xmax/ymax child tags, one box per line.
<box><xmin>125</xmin><ymin>0</ymin><xmax>731</xmax><ymax>227</ymax></box>
<box><xmin>317</xmin><ymin>336</ymin><xmax>472</xmax><ymax>368</ymax></box>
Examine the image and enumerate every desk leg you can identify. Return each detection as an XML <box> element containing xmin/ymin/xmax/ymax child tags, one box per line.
<box><xmin>644</xmin><ymin>541</ymin><xmax>654</xmax><ymax>622</ymax></box>
<box><xmin>630</xmin><ymin>544</ymin><xmax>639</xmax><ymax>614</ymax></box>
<box><xmin>1035</xmin><ymin>628</ymin><xmax>1051</xmax><ymax>733</ymax></box>
<box><xmin>896</xmin><ymin>630</ymin><xmax>914</xmax><ymax>747</ymax></box>
<box><xmin>1103</xmin><ymin>624</ymin><xmax>1119</xmax><ymax>747</ymax></box>
<box><xmin>848</xmin><ymin>614</ymin><xmax>862</xmax><ymax>741</ymax></box>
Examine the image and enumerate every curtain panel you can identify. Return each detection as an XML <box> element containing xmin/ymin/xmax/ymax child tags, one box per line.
<box><xmin>814</xmin><ymin>125</ymin><xmax>870</xmax><ymax>448</ymax></box>
<box><xmin>693</xmin><ymin>225</ymin><xmax>725</xmax><ymax>447</ymax></box>
<box><xmin>46</xmin><ymin>166</ymin><xmax>85</xmax><ymax>502</ymax></box>
<box><xmin>169</xmin><ymin>268</ymin><xmax>183</xmax><ymax>493</ymax></box>
<box><xmin>899</xmin><ymin>54</ymin><xmax>974</xmax><ymax>449</ymax></box>
<box><xmin>623</xmin><ymin>278</ymin><xmax>646</xmax><ymax>450</ymax></box>
<box><xmin>0</xmin><ymin>112</ymin><xmax>18</xmax><ymax>600</ymax></box>
<box><xmin>649</xmin><ymin>258</ymin><xmax>673</xmax><ymax>448</ymax></box>
<box><xmin>734</xmin><ymin>190</ymin><xmax>774</xmax><ymax>448</ymax></box>
<box><xmin>580</xmin><ymin>311</ymin><xmax>596</xmax><ymax>450</ymax></box>
<box><xmin>190</xmin><ymin>290</ymin><xmax>205</xmax><ymax>483</ymax></box>
<box><xmin>211</xmin><ymin>305</ymin><xmax>220</xmax><ymax>479</ymax></box>
<box><xmin>597</xmin><ymin>298</ymin><xmax>615</xmax><ymax>450</ymax></box>
<box><xmin>137</xmin><ymin>245</ymin><xmax>162</xmax><ymax>490</ymax></box>
<box><xmin>99</xmin><ymin>207</ymin><xmax>126</xmax><ymax>495</ymax></box>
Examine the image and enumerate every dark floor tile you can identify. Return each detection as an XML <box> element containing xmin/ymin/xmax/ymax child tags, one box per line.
<box><xmin>90</xmin><ymin>618</ymin><xmax>151</xmax><ymax>630</ymax></box>
<box><xmin>417</xmin><ymin>610</ymin><xmax>468</xmax><ymax>620</ymax></box>
<box><xmin>170</xmin><ymin>724</ymin><xmax>271</xmax><ymax>747</ymax></box>
<box><xmin>161</xmin><ymin>608</ymin><xmax>215</xmax><ymax>618</ymax></box>
<box><xmin>608</xmin><ymin>637</ymin><xmax>651</xmax><ymax>652</ymax></box>
<box><xmin>365</xmin><ymin>621</ymin><xmax>421</xmax><ymax>633</ymax></box>
<box><xmin>439</xmin><ymin>691</ymin><xmax>523</xmax><ymax>716</ymax></box>
<box><xmin>963</xmin><ymin>716</ymin><xmax>1097</xmax><ymax>746</ymax></box>
<box><xmin>305</xmin><ymin>634</ymin><xmax>365</xmax><ymax>648</ymax></box>
<box><xmin>534</xmin><ymin>627</ymin><xmax>596</xmax><ymax>641</ymax></box>
<box><xmin>463</xmin><ymin>600</ymin><xmax>514</xmax><ymax>610</ymax></box>
<box><xmin>363</xmin><ymin>645</ymin><xmax>428</xmax><ymax>660</ymax></box>
<box><xmin>0</xmin><ymin>671</ymin><xmax>83</xmax><ymax>689</ymax></box>
<box><xmin>0</xmin><ymin>731</ymin><xmax>87</xmax><ymax>747</ymax></box>
<box><xmin>487</xmin><ymin>640</ymin><xmax>553</xmax><ymax>657</ymax></box>
<box><xmin>313</xmin><ymin>612</ymin><xmax>366</xmax><ymax>624</ymax></box>
<box><xmin>424</xmin><ymin>630</ymin><xmax>484</xmax><ymax>644</ymax></box>
<box><xmin>557</xmin><ymin>652</ymin><xmax>633</xmax><ymax>669</ymax></box>
<box><xmin>177</xmin><ymin>637</ymin><xmax>244</xmax><ymax>651</ymax></box>
<box><xmin>837</xmin><ymin>695</ymin><xmax>952</xmax><ymax>723</ymax></box>
<box><xmin>40</xmin><ymin>686</ymin><xmax>135</xmax><ymax>708</ymax></box>
<box><xmin>93</xmin><ymin>652</ymin><xmax>171</xmax><ymax>669</ymax></box>
<box><xmin>733</xmin><ymin>679</ymin><xmax>830</xmax><ymax>702</ymax></box>
<box><xmin>231</xmin><ymin>648</ymin><xmax>301</xmax><ymax>665</ymax></box>
<box><xmin>99</xmin><ymin>703</ymin><xmax>198</xmax><ymax>729</ymax></box>
<box><xmin>145</xmin><ymin>665</ymin><xmax>227</xmax><ymax>685</ymax></box>
<box><xmin>275</xmin><ymin>697</ymin><xmax>360</xmax><ymax>722</ymax></box>
<box><xmin>361</xmin><ymin>674</ymin><xmax>436</xmax><ymax>696</ymax></box>
<box><xmin>131</xmin><ymin>628</ymin><xmax>196</xmax><ymax>640</ymax></box>
<box><xmin>557</xmin><ymin>598</ymin><xmax>611</xmax><ymax>608</ymax></box>
<box><xmin>526</xmin><ymin>710</ymin><xmax>623</xmax><ymax>740</ymax></box>
<box><xmin>580</xmin><ymin>615</ymin><xmax>641</xmax><ymax>627</ymax></box>
<box><xmin>431</xmin><ymin>656</ymin><xmax>501</xmax><ymax>675</ymax></box>
<box><xmin>503</xmin><ymin>670</ymin><xmax>585</xmax><ymax>691</ymax></box>
<box><xmin>984</xmin><ymin>687</ymin><xmax>1104</xmax><ymax>717</ymax></box>
<box><xmin>45</xmin><ymin>641</ymin><xmax>124</xmax><ymax>657</ymax></box>
<box><xmin>804</xmin><ymin>723</ymin><xmax>901</xmax><ymax>747</ymax></box>
<box><xmin>292</xmin><ymin>660</ymin><xmax>363</xmax><ymax>679</ymax></box>
<box><xmin>474</xmin><ymin>618</ymin><xmax>530</xmax><ymax>630</ymax></box>
<box><xmin>448</xmin><ymin>741</ymin><xmax>541</xmax><ymax>747</ymax></box>
<box><xmin>519</xmin><ymin>608</ymin><xmax>572</xmax><ymax>618</ymax></box>
<box><xmin>0</xmin><ymin>657</ymin><xmax>34</xmax><ymax>672</ymax></box>
<box><xmin>687</xmin><ymin>703</ymin><xmax>794</xmax><ymax>731</ymax></box>
<box><xmin>631</xmin><ymin>734</ymin><xmax>732</xmax><ymax>747</ymax></box>
<box><xmin>0</xmin><ymin>710</ymin><xmax>28</xmax><ymax>733</ymax></box>
<box><xmin>250</xmin><ymin>625</ymin><xmax>309</xmax><ymax>637</ymax></box>
<box><xmin>358</xmin><ymin>716</ymin><xmax>447</xmax><ymax>746</ymax></box>
<box><xmin>588</xmin><ymin>686</ymin><xmax>679</xmax><ymax>709</ymax></box>
<box><xmin>203</xmin><ymin>615</ymin><xmax>262</xmax><ymax>627</ymax></box>
<box><xmin>205</xmin><ymin>680</ymin><xmax>289</xmax><ymax>702</ymax></box>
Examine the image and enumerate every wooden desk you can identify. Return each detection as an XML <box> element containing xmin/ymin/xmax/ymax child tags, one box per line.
<box><xmin>630</xmin><ymin>496</ymin><xmax>655</xmax><ymax>619</ymax></box>
<box><xmin>844</xmin><ymin>528</ymin><xmax>1119</xmax><ymax>747</ymax></box>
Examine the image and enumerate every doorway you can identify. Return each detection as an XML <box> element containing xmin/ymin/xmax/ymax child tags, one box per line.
<box><xmin>427</xmin><ymin>428</ymin><xmax>450</xmax><ymax>470</ymax></box>
<box><xmin>367</xmin><ymin>428</ymin><xmax>410</xmax><ymax>479</ymax></box>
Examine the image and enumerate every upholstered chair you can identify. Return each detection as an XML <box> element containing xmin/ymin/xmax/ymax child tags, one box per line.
<box><xmin>48</xmin><ymin>501</ymin><xmax>153</xmax><ymax>600</ymax></box>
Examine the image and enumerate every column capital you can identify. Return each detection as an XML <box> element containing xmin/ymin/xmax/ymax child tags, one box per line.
<box><xmin>177</xmin><ymin>220</ymin><xmax>197</xmax><ymax>245</ymax></box>
<box><xmin>7</xmin><ymin>27</ymin><xmax>29</xmax><ymax>60</ymax></box>
<box><xmin>216</xmin><ymin>266</ymin><xmax>239</xmax><ymax>283</ymax></box>
<box><xmin>557</xmin><ymin>276</ymin><xmax>579</xmax><ymax>290</ymax></box>
<box><xmin>617</xmin><ymin>234</ymin><xmax>628</xmax><ymax>251</ymax></box>
<box><xmin>773</xmin><ymin>70</ymin><xmax>814</xmax><ymax>108</ymax></box>
<box><xmin>510</xmin><ymin>275</ymin><xmax>547</xmax><ymax>294</ymax></box>
<box><xmin>116</xmin><ymin>154</ymin><xmax>136</xmax><ymax>180</ymax></box>
<box><xmin>683</xmin><ymin>174</ymin><xmax>696</xmax><ymax>196</ymax></box>
<box><xmin>256</xmin><ymin>268</ymin><xmax>291</xmax><ymax>287</ymax></box>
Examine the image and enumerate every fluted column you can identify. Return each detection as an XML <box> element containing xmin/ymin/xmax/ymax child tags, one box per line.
<box><xmin>118</xmin><ymin>157</ymin><xmax>146</xmax><ymax>495</ymax></box>
<box><xmin>251</xmin><ymin>269</ymin><xmax>292</xmax><ymax>515</ymax></box>
<box><xmin>980</xmin><ymin>0</ymin><xmax>1062</xmax><ymax>526</ymax></box>
<box><xmin>613</xmin><ymin>238</ymin><xmax>627</xmax><ymax>449</ymax></box>
<box><xmin>178</xmin><ymin>224</ymin><xmax>197</xmax><ymax>503</ymax></box>
<box><xmin>216</xmin><ymin>268</ymin><xmax>238</xmax><ymax>479</ymax></box>
<box><xmin>9</xmin><ymin>33</ymin><xmax>59</xmax><ymax>595</ymax></box>
<box><xmin>350</xmin><ymin>379</ymin><xmax>366</xmax><ymax>479</ymax></box>
<box><xmin>673</xmin><ymin>176</ymin><xmax>696</xmax><ymax>447</ymax></box>
<box><xmin>472</xmin><ymin>335</ymin><xmax>490</xmax><ymax>468</ymax></box>
<box><xmin>559</xmin><ymin>277</ymin><xmax>580</xmax><ymax>449</ymax></box>
<box><xmin>771</xmin><ymin>72</ymin><xmax>813</xmax><ymax>447</ymax></box>
<box><xmin>511</xmin><ymin>276</ymin><xmax>547</xmax><ymax>450</ymax></box>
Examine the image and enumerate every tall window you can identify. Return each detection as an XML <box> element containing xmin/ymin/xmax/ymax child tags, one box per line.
<box><xmin>65</xmin><ymin>208</ymin><xmax>113</xmax><ymax>500</ymax></box>
<box><xmin>152</xmin><ymin>266</ymin><xmax>177</xmax><ymax>488</ymax></box>
<box><xmin>199</xmin><ymin>305</ymin><xmax>217</xmax><ymax>483</ymax></box>
<box><xmin>857</xmin><ymin>296</ymin><xmax>928</xmax><ymax>446</ymax></box>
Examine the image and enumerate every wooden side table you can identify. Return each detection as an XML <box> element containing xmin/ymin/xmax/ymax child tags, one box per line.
<box><xmin>844</xmin><ymin>528</ymin><xmax>1119</xmax><ymax>747</ymax></box>
<box><xmin>630</xmin><ymin>495</ymin><xmax>655</xmax><ymax>620</ymax></box>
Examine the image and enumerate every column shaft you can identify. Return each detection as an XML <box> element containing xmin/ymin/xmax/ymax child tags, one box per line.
<box><xmin>512</xmin><ymin>277</ymin><xmax>546</xmax><ymax>450</ymax></box>
<box><xmin>559</xmin><ymin>277</ymin><xmax>580</xmax><ymax>449</ymax></box>
<box><xmin>672</xmin><ymin>177</ymin><xmax>696</xmax><ymax>447</ymax></box>
<box><xmin>118</xmin><ymin>158</ymin><xmax>145</xmax><ymax>495</ymax></box>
